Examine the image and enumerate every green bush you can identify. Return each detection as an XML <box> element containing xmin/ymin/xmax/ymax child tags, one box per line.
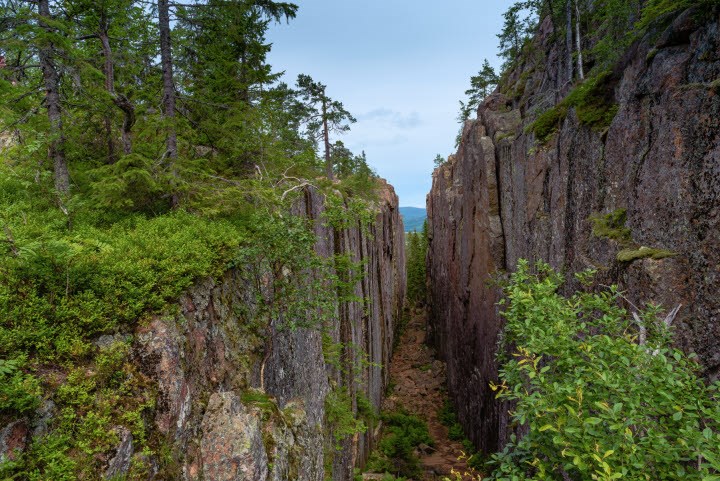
<box><xmin>0</xmin><ymin>357</ymin><xmax>41</xmax><ymax>414</ymax></box>
<box><xmin>366</xmin><ymin>410</ymin><xmax>433</xmax><ymax>479</ymax></box>
<box><xmin>487</xmin><ymin>260</ymin><xmax>720</xmax><ymax>481</ymax></box>
<box><xmin>325</xmin><ymin>387</ymin><xmax>367</xmax><ymax>448</ymax></box>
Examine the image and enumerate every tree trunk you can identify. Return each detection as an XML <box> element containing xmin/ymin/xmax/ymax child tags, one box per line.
<box><xmin>38</xmin><ymin>0</ymin><xmax>69</xmax><ymax>195</ymax></box>
<box><xmin>322</xmin><ymin>96</ymin><xmax>333</xmax><ymax>180</ymax></box>
<box><xmin>113</xmin><ymin>94</ymin><xmax>135</xmax><ymax>155</ymax></box>
<box><xmin>565</xmin><ymin>0</ymin><xmax>573</xmax><ymax>84</ymax></box>
<box><xmin>99</xmin><ymin>17</ymin><xmax>117</xmax><ymax>163</ymax></box>
<box><xmin>574</xmin><ymin>0</ymin><xmax>585</xmax><ymax>80</ymax></box>
<box><xmin>99</xmin><ymin>26</ymin><xmax>135</xmax><ymax>156</ymax></box>
<box><xmin>158</xmin><ymin>0</ymin><xmax>177</xmax><ymax>160</ymax></box>
<box><xmin>158</xmin><ymin>0</ymin><xmax>179</xmax><ymax>207</ymax></box>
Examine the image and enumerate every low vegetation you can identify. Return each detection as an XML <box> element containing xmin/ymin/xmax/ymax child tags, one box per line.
<box><xmin>364</xmin><ymin>410</ymin><xmax>433</xmax><ymax>479</ymax></box>
<box><xmin>487</xmin><ymin>260</ymin><xmax>720</xmax><ymax>480</ymax></box>
<box><xmin>526</xmin><ymin>72</ymin><xmax>619</xmax><ymax>144</ymax></box>
<box><xmin>438</xmin><ymin>400</ymin><xmax>485</xmax><ymax>471</ymax></box>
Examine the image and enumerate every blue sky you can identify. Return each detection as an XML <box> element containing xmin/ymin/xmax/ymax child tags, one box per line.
<box><xmin>267</xmin><ymin>1</ymin><xmax>515</xmax><ymax>207</ymax></box>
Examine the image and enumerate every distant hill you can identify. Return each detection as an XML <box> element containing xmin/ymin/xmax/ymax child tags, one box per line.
<box><xmin>399</xmin><ymin>207</ymin><xmax>427</xmax><ymax>232</ymax></box>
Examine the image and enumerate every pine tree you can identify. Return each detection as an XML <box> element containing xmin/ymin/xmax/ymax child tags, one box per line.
<box><xmin>296</xmin><ymin>74</ymin><xmax>356</xmax><ymax>180</ymax></box>
<box><xmin>459</xmin><ymin>59</ymin><xmax>499</xmax><ymax>121</ymax></box>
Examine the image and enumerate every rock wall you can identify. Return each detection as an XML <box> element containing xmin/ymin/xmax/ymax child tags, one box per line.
<box><xmin>136</xmin><ymin>182</ymin><xmax>405</xmax><ymax>480</ymax></box>
<box><xmin>0</xmin><ymin>183</ymin><xmax>405</xmax><ymax>480</ymax></box>
<box><xmin>427</xmin><ymin>9</ymin><xmax>720</xmax><ymax>454</ymax></box>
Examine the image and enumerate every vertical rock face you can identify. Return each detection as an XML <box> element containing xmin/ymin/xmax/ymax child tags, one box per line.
<box><xmin>427</xmin><ymin>11</ymin><xmax>720</xmax><ymax>454</ymax></box>
<box><xmin>132</xmin><ymin>182</ymin><xmax>405</xmax><ymax>480</ymax></box>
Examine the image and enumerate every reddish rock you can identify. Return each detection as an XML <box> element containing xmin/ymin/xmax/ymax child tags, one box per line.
<box><xmin>133</xmin><ymin>182</ymin><xmax>405</xmax><ymax>481</ymax></box>
<box><xmin>0</xmin><ymin>420</ymin><xmax>29</xmax><ymax>462</ymax></box>
<box><xmin>428</xmin><ymin>9</ymin><xmax>720</xmax><ymax>454</ymax></box>
<box><xmin>200</xmin><ymin>392</ymin><xmax>268</xmax><ymax>481</ymax></box>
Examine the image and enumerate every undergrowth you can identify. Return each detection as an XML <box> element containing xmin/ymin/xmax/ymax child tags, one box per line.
<box><xmin>364</xmin><ymin>410</ymin><xmax>433</xmax><ymax>479</ymax></box>
<box><xmin>487</xmin><ymin>260</ymin><xmax>720</xmax><ymax>480</ymax></box>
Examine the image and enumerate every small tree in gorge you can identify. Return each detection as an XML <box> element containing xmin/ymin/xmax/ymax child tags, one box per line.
<box><xmin>296</xmin><ymin>74</ymin><xmax>356</xmax><ymax>180</ymax></box>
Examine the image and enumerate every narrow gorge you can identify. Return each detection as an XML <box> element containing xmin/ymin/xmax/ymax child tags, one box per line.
<box><xmin>2</xmin><ymin>1</ymin><xmax>720</xmax><ymax>480</ymax></box>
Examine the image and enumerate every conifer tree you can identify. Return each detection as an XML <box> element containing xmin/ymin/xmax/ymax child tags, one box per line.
<box><xmin>459</xmin><ymin>59</ymin><xmax>499</xmax><ymax>120</ymax></box>
<box><xmin>37</xmin><ymin>0</ymin><xmax>70</xmax><ymax>194</ymax></box>
<box><xmin>296</xmin><ymin>74</ymin><xmax>356</xmax><ymax>180</ymax></box>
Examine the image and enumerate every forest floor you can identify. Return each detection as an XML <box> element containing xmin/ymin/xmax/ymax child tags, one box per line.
<box><xmin>380</xmin><ymin>307</ymin><xmax>482</xmax><ymax>481</ymax></box>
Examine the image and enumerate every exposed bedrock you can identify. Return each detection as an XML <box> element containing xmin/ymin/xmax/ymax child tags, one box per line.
<box><xmin>427</xmin><ymin>10</ymin><xmax>719</xmax><ymax>454</ymax></box>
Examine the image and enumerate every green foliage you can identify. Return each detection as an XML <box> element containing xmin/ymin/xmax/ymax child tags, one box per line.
<box><xmin>438</xmin><ymin>399</ymin><xmax>486</xmax><ymax>470</ymax></box>
<box><xmin>525</xmin><ymin>104</ymin><xmax>569</xmax><ymax>144</ymax></box>
<box><xmin>323</xmin><ymin>191</ymin><xmax>377</xmax><ymax>231</ymax></box>
<box><xmin>325</xmin><ymin>387</ymin><xmax>367</xmax><ymax>448</ymax></box>
<box><xmin>487</xmin><ymin>260</ymin><xmax>720</xmax><ymax>481</ymax></box>
<box><xmin>0</xmin><ymin>166</ymin><xmax>245</xmax><ymax>360</ymax></box>
<box><xmin>0</xmin><ymin>356</ymin><xmax>41</xmax><ymax>414</ymax></box>
<box><xmin>638</xmin><ymin>0</ymin><xmax>720</xmax><ymax>30</ymax></box>
<box><xmin>497</xmin><ymin>2</ymin><xmax>538</xmax><ymax>72</ymax></box>
<box><xmin>356</xmin><ymin>392</ymin><xmax>379</xmax><ymax>424</ymax></box>
<box><xmin>366</xmin><ymin>410</ymin><xmax>433</xmax><ymax>479</ymax></box>
<box><xmin>527</xmin><ymin>72</ymin><xmax>618</xmax><ymax>144</ymax></box>
<box><xmin>459</xmin><ymin>60</ymin><xmax>499</xmax><ymax>121</ymax></box>
<box><xmin>406</xmin><ymin>222</ymin><xmax>428</xmax><ymax>305</ymax></box>
<box><xmin>438</xmin><ymin>399</ymin><xmax>465</xmax><ymax>441</ymax></box>
<box><xmin>564</xmin><ymin>72</ymin><xmax>618</xmax><ymax>130</ymax></box>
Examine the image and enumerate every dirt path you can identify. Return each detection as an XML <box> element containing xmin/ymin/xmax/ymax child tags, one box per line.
<box><xmin>381</xmin><ymin>308</ymin><xmax>480</xmax><ymax>480</ymax></box>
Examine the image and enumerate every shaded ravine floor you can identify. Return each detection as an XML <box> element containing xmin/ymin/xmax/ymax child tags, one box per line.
<box><xmin>380</xmin><ymin>308</ymin><xmax>481</xmax><ymax>480</ymax></box>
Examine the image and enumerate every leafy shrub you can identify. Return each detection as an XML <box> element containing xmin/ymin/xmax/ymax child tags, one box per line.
<box><xmin>325</xmin><ymin>387</ymin><xmax>367</xmax><ymax>448</ymax></box>
<box><xmin>0</xmin><ymin>357</ymin><xmax>41</xmax><ymax>414</ymax></box>
<box><xmin>487</xmin><ymin>260</ymin><xmax>720</xmax><ymax>481</ymax></box>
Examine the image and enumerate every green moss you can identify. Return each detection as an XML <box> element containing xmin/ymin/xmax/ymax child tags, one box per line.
<box><xmin>241</xmin><ymin>389</ymin><xmax>277</xmax><ymax>413</ymax></box>
<box><xmin>496</xmin><ymin>131</ymin><xmax>517</xmax><ymax>143</ymax></box>
<box><xmin>589</xmin><ymin>208</ymin><xmax>632</xmax><ymax>244</ymax></box>
<box><xmin>527</xmin><ymin>72</ymin><xmax>619</xmax><ymax>144</ymax></box>
<box><xmin>616</xmin><ymin>246</ymin><xmax>677</xmax><ymax>263</ymax></box>
<box><xmin>525</xmin><ymin>104</ymin><xmax>568</xmax><ymax>144</ymax></box>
